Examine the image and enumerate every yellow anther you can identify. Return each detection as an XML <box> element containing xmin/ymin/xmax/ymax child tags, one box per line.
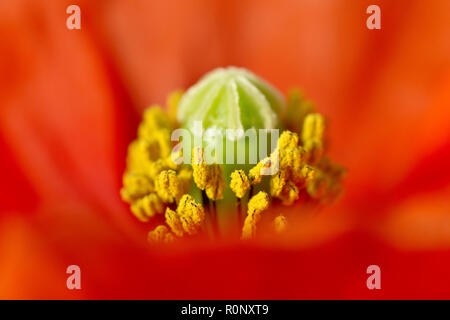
<box><xmin>302</xmin><ymin>113</ymin><xmax>325</xmax><ymax>143</ymax></box>
<box><xmin>138</xmin><ymin>106</ymin><xmax>172</xmax><ymax>140</ymax></box>
<box><xmin>125</xmin><ymin>140</ymin><xmax>153</xmax><ymax>174</ymax></box>
<box><xmin>192</xmin><ymin>147</ymin><xmax>210</xmax><ymax>190</ymax></box>
<box><xmin>130</xmin><ymin>193</ymin><xmax>164</xmax><ymax>222</ymax></box>
<box><xmin>230</xmin><ymin>170</ymin><xmax>251</xmax><ymax>199</ymax></box>
<box><xmin>165</xmin><ymin>208</ymin><xmax>184</xmax><ymax>237</ymax></box>
<box><xmin>147</xmin><ymin>158</ymin><xmax>172</xmax><ymax>180</ymax></box>
<box><xmin>275</xmin><ymin>130</ymin><xmax>305</xmax><ymax>183</ymax></box>
<box><xmin>302</xmin><ymin>113</ymin><xmax>325</xmax><ymax>164</ymax></box>
<box><xmin>120</xmin><ymin>188</ymin><xmax>132</xmax><ymax>203</ymax></box>
<box><xmin>301</xmin><ymin>165</ymin><xmax>316</xmax><ymax>185</ymax></box>
<box><xmin>241</xmin><ymin>218</ymin><xmax>257</xmax><ymax>240</ymax></box>
<box><xmin>136</xmin><ymin>107</ymin><xmax>173</xmax><ymax>163</ymax></box>
<box><xmin>165</xmin><ymin>195</ymin><xmax>205</xmax><ymax>237</ymax></box>
<box><xmin>140</xmin><ymin>139</ymin><xmax>161</xmax><ymax>162</ymax></box>
<box><xmin>136</xmin><ymin>131</ymin><xmax>171</xmax><ymax>162</ymax></box>
<box><xmin>270</xmin><ymin>165</ymin><xmax>299</xmax><ymax>205</ymax></box>
<box><xmin>242</xmin><ymin>191</ymin><xmax>270</xmax><ymax>239</ymax></box>
<box><xmin>179</xmin><ymin>215</ymin><xmax>198</xmax><ymax>236</ymax></box>
<box><xmin>280</xmin><ymin>146</ymin><xmax>304</xmax><ymax>179</ymax></box>
<box><xmin>152</xmin><ymin>130</ymin><xmax>172</xmax><ymax>159</ymax></box>
<box><xmin>249</xmin><ymin>157</ymin><xmax>272</xmax><ymax>185</ymax></box>
<box><xmin>270</xmin><ymin>170</ymin><xmax>286</xmax><ymax>198</ymax></box>
<box><xmin>147</xmin><ymin>225</ymin><xmax>175</xmax><ymax>243</ymax></box>
<box><xmin>205</xmin><ymin>164</ymin><xmax>225</xmax><ymax>201</ymax></box>
<box><xmin>121</xmin><ymin>173</ymin><xmax>154</xmax><ymax>202</ymax></box>
<box><xmin>155</xmin><ymin>170</ymin><xmax>183</xmax><ymax>203</ymax></box>
<box><xmin>177</xmin><ymin>194</ymin><xmax>205</xmax><ymax>225</ymax></box>
<box><xmin>191</xmin><ymin>147</ymin><xmax>224</xmax><ymax>200</ymax></box>
<box><xmin>278</xmin><ymin>182</ymin><xmax>299</xmax><ymax>206</ymax></box>
<box><xmin>248</xmin><ymin>191</ymin><xmax>270</xmax><ymax>215</ymax></box>
<box><xmin>273</xmin><ymin>215</ymin><xmax>287</xmax><ymax>233</ymax></box>
<box><xmin>278</xmin><ymin>130</ymin><xmax>299</xmax><ymax>150</ymax></box>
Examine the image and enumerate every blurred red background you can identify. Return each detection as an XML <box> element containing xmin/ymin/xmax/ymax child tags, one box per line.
<box><xmin>1</xmin><ymin>0</ymin><xmax>450</xmax><ymax>299</ymax></box>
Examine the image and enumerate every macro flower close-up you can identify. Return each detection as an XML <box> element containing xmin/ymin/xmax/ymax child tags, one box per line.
<box><xmin>121</xmin><ymin>66</ymin><xmax>346</xmax><ymax>243</ymax></box>
<box><xmin>1</xmin><ymin>0</ymin><xmax>450</xmax><ymax>300</ymax></box>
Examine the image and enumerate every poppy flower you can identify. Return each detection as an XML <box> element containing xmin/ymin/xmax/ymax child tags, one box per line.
<box><xmin>1</xmin><ymin>0</ymin><xmax>450</xmax><ymax>299</ymax></box>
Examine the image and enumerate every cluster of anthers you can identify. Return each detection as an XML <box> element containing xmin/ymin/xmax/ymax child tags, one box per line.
<box><xmin>120</xmin><ymin>95</ymin><xmax>345</xmax><ymax>243</ymax></box>
<box><xmin>120</xmin><ymin>68</ymin><xmax>345</xmax><ymax>244</ymax></box>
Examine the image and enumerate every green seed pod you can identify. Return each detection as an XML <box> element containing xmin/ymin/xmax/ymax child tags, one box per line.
<box><xmin>177</xmin><ymin>67</ymin><xmax>285</xmax><ymax>136</ymax></box>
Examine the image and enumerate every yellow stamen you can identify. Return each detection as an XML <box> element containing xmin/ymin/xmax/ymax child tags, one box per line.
<box><xmin>136</xmin><ymin>107</ymin><xmax>173</xmax><ymax>164</ymax></box>
<box><xmin>249</xmin><ymin>157</ymin><xmax>272</xmax><ymax>185</ymax></box>
<box><xmin>121</xmin><ymin>89</ymin><xmax>345</xmax><ymax>242</ymax></box>
<box><xmin>242</xmin><ymin>191</ymin><xmax>270</xmax><ymax>239</ymax></box>
<box><xmin>165</xmin><ymin>194</ymin><xmax>205</xmax><ymax>237</ymax></box>
<box><xmin>138</xmin><ymin>132</ymin><xmax>172</xmax><ymax>162</ymax></box>
<box><xmin>155</xmin><ymin>170</ymin><xmax>184</xmax><ymax>203</ymax></box>
<box><xmin>275</xmin><ymin>130</ymin><xmax>305</xmax><ymax>183</ymax></box>
<box><xmin>177</xmin><ymin>194</ymin><xmax>205</xmax><ymax>225</ymax></box>
<box><xmin>138</xmin><ymin>106</ymin><xmax>172</xmax><ymax>140</ymax></box>
<box><xmin>281</xmin><ymin>147</ymin><xmax>304</xmax><ymax>180</ymax></box>
<box><xmin>302</xmin><ymin>113</ymin><xmax>325</xmax><ymax>164</ymax></box>
<box><xmin>278</xmin><ymin>181</ymin><xmax>299</xmax><ymax>206</ymax></box>
<box><xmin>121</xmin><ymin>173</ymin><xmax>154</xmax><ymax>202</ymax></box>
<box><xmin>230</xmin><ymin>170</ymin><xmax>251</xmax><ymax>199</ymax></box>
<box><xmin>148</xmin><ymin>225</ymin><xmax>175</xmax><ymax>243</ymax></box>
<box><xmin>130</xmin><ymin>193</ymin><xmax>164</xmax><ymax>222</ymax></box>
<box><xmin>165</xmin><ymin>208</ymin><xmax>185</xmax><ymax>237</ymax></box>
<box><xmin>191</xmin><ymin>147</ymin><xmax>224</xmax><ymax>200</ymax></box>
<box><xmin>125</xmin><ymin>140</ymin><xmax>153</xmax><ymax>174</ymax></box>
<box><xmin>301</xmin><ymin>165</ymin><xmax>316</xmax><ymax>185</ymax></box>
<box><xmin>269</xmin><ymin>165</ymin><xmax>299</xmax><ymax>205</ymax></box>
<box><xmin>147</xmin><ymin>158</ymin><xmax>171</xmax><ymax>180</ymax></box>
<box><xmin>278</xmin><ymin>130</ymin><xmax>299</xmax><ymax>150</ymax></box>
<box><xmin>192</xmin><ymin>147</ymin><xmax>210</xmax><ymax>190</ymax></box>
<box><xmin>270</xmin><ymin>170</ymin><xmax>286</xmax><ymax>198</ymax></box>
